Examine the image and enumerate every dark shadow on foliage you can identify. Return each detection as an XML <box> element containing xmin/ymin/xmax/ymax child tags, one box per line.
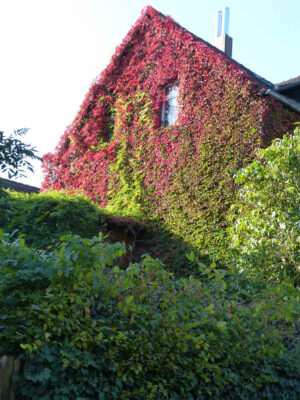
<box><xmin>102</xmin><ymin>213</ymin><xmax>216</xmax><ymax>277</ymax></box>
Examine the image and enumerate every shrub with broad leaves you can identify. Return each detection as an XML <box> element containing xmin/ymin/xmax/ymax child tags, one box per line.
<box><xmin>228</xmin><ymin>126</ymin><xmax>300</xmax><ymax>286</ymax></box>
<box><xmin>0</xmin><ymin>232</ymin><xmax>299</xmax><ymax>399</ymax></box>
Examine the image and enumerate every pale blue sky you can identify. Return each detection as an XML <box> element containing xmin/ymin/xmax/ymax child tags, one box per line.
<box><xmin>0</xmin><ymin>0</ymin><xmax>299</xmax><ymax>186</ymax></box>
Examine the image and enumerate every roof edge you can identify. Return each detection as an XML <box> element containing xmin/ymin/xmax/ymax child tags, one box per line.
<box><xmin>276</xmin><ymin>75</ymin><xmax>300</xmax><ymax>89</ymax></box>
<box><xmin>275</xmin><ymin>81</ymin><xmax>300</xmax><ymax>92</ymax></box>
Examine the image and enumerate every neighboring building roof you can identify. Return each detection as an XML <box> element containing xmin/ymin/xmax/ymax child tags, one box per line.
<box><xmin>275</xmin><ymin>75</ymin><xmax>300</xmax><ymax>105</ymax></box>
<box><xmin>276</xmin><ymin>75</ymin><xmax>300</xmax><ymax>88</ymax></box>
<box><xmin>1</xmin><ymin>178</ymin><xmax>40</xmax><ymax>194</ymax></box>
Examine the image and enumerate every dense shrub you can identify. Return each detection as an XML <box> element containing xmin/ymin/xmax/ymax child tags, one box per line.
<box><xmin>0</xmin><ymin>191</ymin><xmax>104</xmax><ymax>249</ymax></box>
<box><xmin>0</xmin><ymin>189</ymin><xmax>203</xmax><ymax>274</ymax></box>
<box><xmin>42</xmin><ymin>6</ymin><xmax>298</xmax><ymax>262</ymax></box>
<box><xmin>228</xmin><ymin>126</ymin><xmax>300</xmax><ymax>286</ymax></box>
<box><xmin>0</xmin><ymin>231</ymin><xmax>299</xmax><ymax>399</ymax></box>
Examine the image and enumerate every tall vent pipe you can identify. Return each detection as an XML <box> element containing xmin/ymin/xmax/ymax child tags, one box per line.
<box><xmin>211</xmin><ymin>7</ymin><xmax>233</xmax><ymax>57</ymax></box>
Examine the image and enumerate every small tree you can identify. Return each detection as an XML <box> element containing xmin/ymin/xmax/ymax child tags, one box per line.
<box><xmin>228</xmin><ymin>125</ymin><xmax>300</xmax><ymax>286</ymax></box>
<box><xmin>0</xmin><ymin>128</ymin><xmax>40</xmax><ymax>179</ymax></box>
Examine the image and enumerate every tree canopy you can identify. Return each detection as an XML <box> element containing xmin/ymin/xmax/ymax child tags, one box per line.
<box><xmin>0</xmin><ymin>128</ymin><xmax>40</xmax><ymax>179</ymax></box>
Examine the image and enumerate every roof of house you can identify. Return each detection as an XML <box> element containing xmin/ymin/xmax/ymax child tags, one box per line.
<box><xmin>105</xmin><ymin>7</ymin><xmax>299</xmax><ymax>113</ymax></box>
<box><xmin>163</xmin><ymin>12</ymin><xmax>275</xmax><ymax>91</ymax></box>
<box><xmin>110</xmin><ymin>6</ymin><xmax>275</xmax><ymax>92</ymax></box>
<box><xmin>122</xmin><ymin>6</ymin><xmax>275</xmax><ymax>89</ymax></box>
<box><xmin>1</xmin><ymin>178</ymin><xmax>40</xmax><ymax>194</ymax></box>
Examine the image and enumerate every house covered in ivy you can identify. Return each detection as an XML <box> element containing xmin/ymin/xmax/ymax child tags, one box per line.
<box><xmin>42</xmin><ymin>6</ymin><xmax>299</xmax><ymax>260</ymax></box>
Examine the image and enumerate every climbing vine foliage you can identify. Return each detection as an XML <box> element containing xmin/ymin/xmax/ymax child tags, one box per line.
<box><xmin>42</xmin><ymin>6</ymin><xmax>297</xmax><ymax>259</ymax></box>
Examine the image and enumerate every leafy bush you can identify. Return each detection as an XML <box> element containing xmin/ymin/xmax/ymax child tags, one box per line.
<box><xmin>0</xmin><ymin>232</ymin><xmax>299</xmax><ymax>399</ymax></box>
<box><xmin>0</xmin><ymin>190</ymin><xmax>105</xmax><ymax>249</ymax></box>
<box><xmin>228</xmin><ymin>126</ymin><xmax>300</xmax><ymax>286</ymax></box>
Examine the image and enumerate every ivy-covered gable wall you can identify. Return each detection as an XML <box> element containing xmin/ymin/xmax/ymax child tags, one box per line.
<box><xmin>42</xmin><ymin>6</ymin><xmax>298</xmax><ymax>261</ymax></box>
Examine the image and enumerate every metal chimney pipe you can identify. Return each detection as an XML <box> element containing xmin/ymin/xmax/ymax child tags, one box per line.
<box><xmin>211</xmin><ymin>7</ymin><xmax>233</xmax><ymax>57</ymax></box>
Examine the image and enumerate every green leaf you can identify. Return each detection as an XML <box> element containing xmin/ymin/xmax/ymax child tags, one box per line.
<box><xmin>125</xmin><ymin>295</ymin><xmax>134</xmax><ymax>304</ymax></box>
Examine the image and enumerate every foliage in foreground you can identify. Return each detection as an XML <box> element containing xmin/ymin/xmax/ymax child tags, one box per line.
<box><xmin>228</xmin><ymin>126</ymin><xmax>300</xmax><ymax>286</ymax></box>
<box><xmin>0</xmin><ymin>188</ymin><xmax>212</xmax><ymax>275</ymax></box>
<box><xmin>0</xmin><ymin>190</ymin><xmax>104</xmax><ymax>249</ymax></box>
<box><xmin>0</xmin><ymin>232</ymin><xmax>299</xmax><ymax>399</ymax></box>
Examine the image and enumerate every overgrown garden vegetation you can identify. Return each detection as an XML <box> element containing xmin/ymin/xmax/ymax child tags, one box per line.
<box><xmin>1</xmin><ymin>8</ymin><xmax>299</xmax><ymax>393</ymax></box>
<box><xmin>0</xmin><ymin>127</ymin><xmax>299</xmax><ymax>399</ymax></box>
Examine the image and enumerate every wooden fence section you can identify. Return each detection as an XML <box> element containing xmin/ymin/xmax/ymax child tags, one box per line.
<box><xmin>0</xmin><ymin>356</ymin><xmax>21</xmax><ymax>400</ymax></box>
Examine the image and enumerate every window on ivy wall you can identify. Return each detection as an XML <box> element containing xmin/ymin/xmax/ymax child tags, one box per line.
<box><xmin>162</xmin><ymin>83</ymin><xmax>179</xmax><ymax>127</ymax></box>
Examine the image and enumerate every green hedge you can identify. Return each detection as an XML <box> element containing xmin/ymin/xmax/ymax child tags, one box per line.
<box><xmin>0</xmin><ymin>190</ymin><xmax>104</xmax><ymax>249</ymax></box>
<box><xmin>0</xmin><ymin>232</ymin><xmax>299</xmax><ymax>399</ymax></box>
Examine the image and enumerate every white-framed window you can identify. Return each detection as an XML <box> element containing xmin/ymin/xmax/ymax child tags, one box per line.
<box><xmin>161</xmin><ymin>83</ymin><xmax>179</xmax><ymax>127</ymax></box>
